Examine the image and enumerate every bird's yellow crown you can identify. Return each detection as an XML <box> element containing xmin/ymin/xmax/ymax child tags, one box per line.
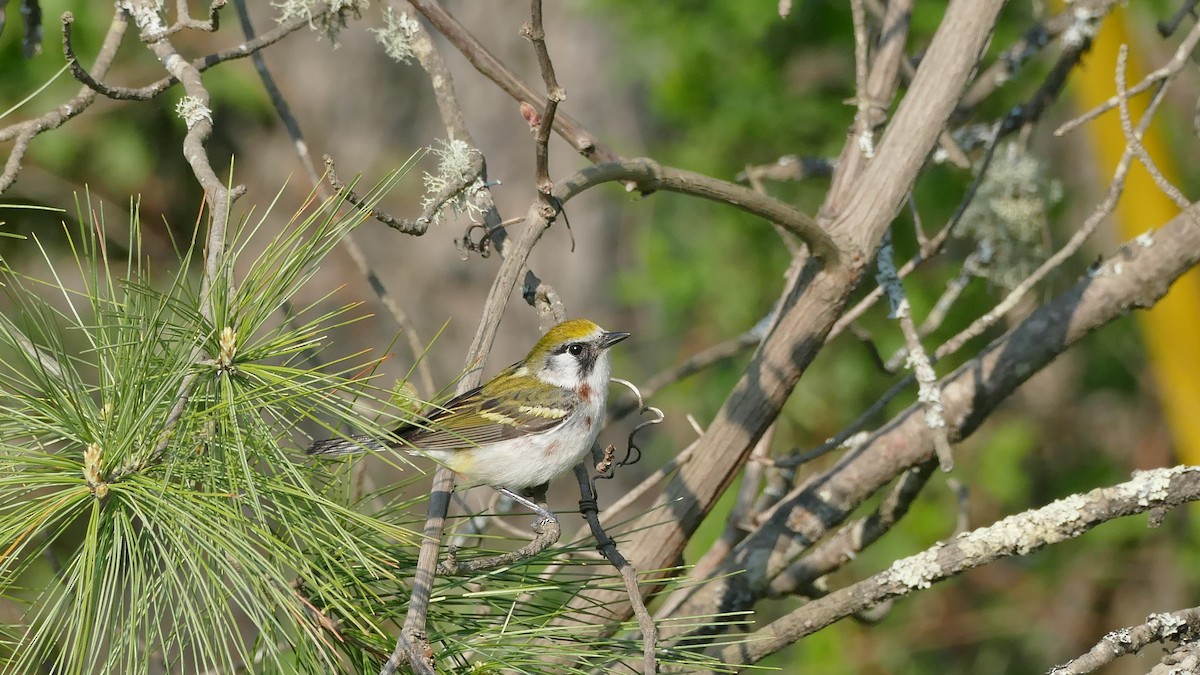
<box><xmin>526</xmin><ymin>319</ymin><xmax>603</xmax><ymax>359</ymax></box>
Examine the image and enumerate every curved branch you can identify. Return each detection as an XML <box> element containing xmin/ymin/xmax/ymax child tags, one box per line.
<box><xmin>0</xmin><ymin>10</ymin><xmax>127</xmax><ymax>193</ymax></box>
<box><xmin>64</xmin><ymin>9</ymin><xmax>318</xmax><ymax>101</ymax></box>
<box><xmin>553</xmin><ymin>158</ymin><xmax>840</xmax><ymax>263</ymax></box>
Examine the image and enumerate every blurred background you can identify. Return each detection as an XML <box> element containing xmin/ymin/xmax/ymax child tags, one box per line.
<box><xmin>2</xmin><ymin>1</ymin><xmax>1199</xmax><ymax>672</ymax></box>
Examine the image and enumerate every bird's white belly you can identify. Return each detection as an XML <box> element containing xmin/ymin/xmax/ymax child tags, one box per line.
<box><xmin>424</xmin><ymin>410</ymin><xmax>601</xmax><ymax>489</ymax></box>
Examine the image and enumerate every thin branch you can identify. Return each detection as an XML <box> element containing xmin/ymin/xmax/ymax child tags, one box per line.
<box><xmin>437</xmin><ymin>518</ymin><xmax>561</xmax><ymax>575</ymax></box>
<box><xmin>736</xmin><ymin>155</ymin><xmax>836</xmax><ymax>184</ymax></box>
<box><xmin>552</xmin><ymin>158</ymin><xmax>839</xmax><ymax>262</ymax></box>
<box><xmin>1056</xmin><ymin>16</ymin><xmax>1200</xmax><ymax>137</ymax></box>
<box><xmin>875</xmin><ymin>232</ymin><xmax>953</xmax><ymax>470</ymax></box>
<box><xmin>521</xmin><ymin>0</ymin><xmax>564</xmax><ymax>200</ymax></box>
<box><xmin>1114</xmin><ymin>45</ymin><xmax>1190</xmax><ymax>209</ymax></box>
<box><xmin>322</xmin><ymin>155</ymin><xmax>438</xmax><ymax>235</ymax></box>
<box><xmin>407</xmin><ymin>0</ymin><xmax>619</xmax><ymax>163</ymax></box>
<box><xmin>63</xmin><ymin>8</ymin><xmax>319</xmax><ymax>102</ymax></box>
<box><xmin>0</xmin><ymin>10</ymin><xmax>127</xmax><ymax>193</ymax></box>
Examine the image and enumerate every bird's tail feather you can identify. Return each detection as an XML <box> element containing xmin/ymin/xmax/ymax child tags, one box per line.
<box><xmin>306</xmin><ymin>434</ymin><xmax>387</xmax><ymax>456</ymax></box>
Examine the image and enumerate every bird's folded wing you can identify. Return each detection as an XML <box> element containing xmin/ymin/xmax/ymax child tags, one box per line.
<box><xmin>398</xmin><ymin>378</ymin><xmax>577</xmax><ymax>452</ymax></box>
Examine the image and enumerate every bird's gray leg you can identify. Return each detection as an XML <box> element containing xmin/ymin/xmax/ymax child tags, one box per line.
<box><xmin>497</xmin><ymin>486</ymin><xmax>557</xmax><ymax>526</ymax></box>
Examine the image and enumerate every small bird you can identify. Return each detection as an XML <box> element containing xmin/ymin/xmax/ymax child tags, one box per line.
<box><xmin>307</xmin><ymin>318</ymin><xmax>630</xmax><ymax>524</ymax></box>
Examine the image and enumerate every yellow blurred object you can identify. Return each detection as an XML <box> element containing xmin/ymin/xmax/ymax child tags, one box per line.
<box><xmin>1068</xmin><ymin>7</ymin><xmax>1200</xmax><ymax>463</ymax></box>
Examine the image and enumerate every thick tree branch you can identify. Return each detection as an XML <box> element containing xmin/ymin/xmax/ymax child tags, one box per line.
<box><xmin>673</xmin><ymin>195</ymin><xmax>1200</xmax><ymax>640</ymax></box>
<box><xmin>718</xmin><ymin>467</ymin><xmax>1200</xmax><ymax>668</ymax></box>
<box><xmin>559</xmin><ymin>0</ymin><xmax>1004</xmax><ymax>629</ymax></box>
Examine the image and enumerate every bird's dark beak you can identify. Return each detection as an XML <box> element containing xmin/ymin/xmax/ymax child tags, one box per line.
<box><xmin>599</xmin><ymin>331</ymin><xmax>631</xmax><ymax>349</ymax></box>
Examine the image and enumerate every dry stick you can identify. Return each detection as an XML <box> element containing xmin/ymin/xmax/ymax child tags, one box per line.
<box><xmin>737</xmin><ymin>155</ymin><xmax>836</xmax><ymax>184</ymax></box>
<box><xmin>407</xmin><ymin>0</ymin><xmax>618</xmax><ymax>163</ymax></box>
<box><xmin>849</xmin><ymin>0</ymin><xmax>872</xmax><ymax>154</ymax></box>
<box><xmin>0</xmin><ymin>12</ymin><xmax>127</xmax><ymax>193</ymax></box>
<box><xmin>166</xmin><ymin>0</ymin><xmax>222</xmax><ymax>34</ymax></box>
<box><xmin>521</xmin><ymin>0</ymin><xmax>563</xmax><ymax>200</ymax></box>
<box><xmin>875</xmin><ymin>232</ymin><xmax>953</xmax><ymax>470</ymax></box>
<box><xmin>1050</xmin><ymin>605</ymin><xmax>1200</xmax><ymax>675</ymax></box>
<box><xmin>62</xmin><ymin>10</ymin><xmax>316</xmax><ymax>102</ymax></box>
<box><xmin>1114</xmin><ymin>45</ymin><xmax>1191</xmax><ymax>210</ymax></box>
<box><xmin>718</xmin><ymin>468</ymin><xmax>1200</xmax><ymax>669</ymax></box>
<box><xmin>1056</xmin><ymin>16</ymin><xmax>1200</xmax><ymax>138</ymax></box>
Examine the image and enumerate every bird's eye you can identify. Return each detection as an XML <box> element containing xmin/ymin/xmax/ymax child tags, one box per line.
<box><xmin>567</xmin><ymin>343</ymin><xmax>584</xmax><ymax>356</ymax></box>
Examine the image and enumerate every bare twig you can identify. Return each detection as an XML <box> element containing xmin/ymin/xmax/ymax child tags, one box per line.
<box><xmin>521</xmin><ymin>0</ymin><xmax>564</xmax><ymax>200</ymax></box>
<box><xmin>736</xmin><ymin>155</ymin><xmax>836</xmax><ymax>184</ymax></box>
<box><xmin>0</xmin><ymin>11</ymin><xmax>127</xmax><ymax>193</ymax></box>
<box><xmin>875</xmin><ymin>232</ymin><xmax>953</xmax><ymax>470</ymax></box>
<box><xmin>323</xmin><ymin>154</ymin><xmax>441</xmax><ymax>235</ymax></box>
<box><xmin>407</xmin><ymin>0</ymin><xmax>619</xmax><ymax>163</ymax></box>
<box><xmin>1056</xmin><ymin>17</ymin><xmax>1200</xmax><ymax>137</ymax></box>
<box><xmin>1114</xmin><ymin>45</ymin><xmax>1190</xmax><ymax>209</ymax></box>
<box><xmin>168</xmin><ymin>0</ymin><xmax>224</xmax><ymax>33</ymax></box>
<box><xmin>63</xmin><ymin>8</ymin><xmax>320</xmax><ymax>102</ymax></box>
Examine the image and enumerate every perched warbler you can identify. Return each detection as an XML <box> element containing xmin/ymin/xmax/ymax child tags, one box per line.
<box><xmin>307</xmin><ymin>318</ymin><xmax>630</xmax><ymax>523</ymax></box>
